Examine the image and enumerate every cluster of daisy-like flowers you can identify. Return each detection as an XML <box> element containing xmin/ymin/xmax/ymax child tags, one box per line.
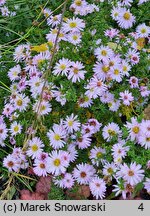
<box><xmin>111</xmin><ymin>0</ymin><xmax>150</xmax><ymax>29</ymax></box>
<box><xmin>1</xmin><ymin>0</ymin><xmax>150</xmax><ymax>199</ymax></box>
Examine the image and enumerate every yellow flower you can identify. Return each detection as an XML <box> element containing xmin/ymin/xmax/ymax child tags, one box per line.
<box><xmin>31</xmin><ymin>43</ymin><xmax>48</xmax><ymax>52</ymax></box>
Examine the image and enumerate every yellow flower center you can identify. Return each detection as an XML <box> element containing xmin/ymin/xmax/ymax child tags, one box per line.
<box><xmin>53</xmin><ymin>159</ymin><xmax>61</xmax><ymax>166</ymax></box>
<box><xmin>114</xmin><ymin>69</ymin><xmax>119</xmax><ymax>75</ymax></box>
<box><xmin>54</xmin><ymin>134</ymin><xmax>61</xmax><ymax>141</ymax></box>
<box><xmin>123</xmin><ymin>12</ymin><xmax>131</xmax><ymax>20</ymax></box>
<box><xmin>73</xmin><ymin>35</ymin><xmax>78</xmax><ymax>40</ymax></box>
<box><xmin>16</xmin><ymin>99</ymin><xmax>23</xmax><ymax>106</ymax></box>
<box><xmin>108</xmin><ymin>129</ymin><xmax>116</xmax><ymax>136</ymax></box>
<box><xmin>102</xmin><ymin>66</ymin><xmax>109</xmax><ymax>73</ymax></box>
<box><xmin>114</xmin><ymin>12</ymin><xmax>118</xmax><ymax>17</ymax></box>
<box><xmin>146</xmin><ymin>137</ymin><xmax>150</xmax><ymax>142</ymax></box>
<box><xmin>123</xmin><ymin>66</ymin><xmax>127</xmax><ymax>72</ymax></box>
<box><xmin>75</xmin><ymin>0</ymin><xmax>82</xmax><ymax>6</ymax></box>
<box><xmin>132</xmin><ymin>126</ymin><xmax>139</xmax><ymax>134</ymax></box>
<box><xmin>68</xmin><ymin>120</ymin><xmax>73</xmax><ymax>127</ymax></box>
<box><xmin>60</xmin><ymin>64</ymin><xmax>66</xmax><ymax>70</ymax></box>
<box><xmin>84</xmin><ymin>96</ymin><xmax>89</xmax><ymax>102</ymax></box>
<box><xmin>14</xmin><ymin>125</ymin><xmax>19</xmax><ymax>132</ymax></box>
<box><xmin>53</xmin><ymin>16</ymin><xmax>58</xmax><ymax>21</ymax></box>
<box><xmin>96</xmin><ymin>152</ymin><xmax>102</xmax><ymax>158</ymax></box>
<box><xmin>108</xmin><ymin>102</ymin><xmax>112</xmax><ymax>107</ymax></box>
<box><xmin>141</xmin><ymin>28</ymin><xmax>146</xmax><ymax>34</ymax></box>
<box><xmin>35</xmin><ymin>82</ymin><xmax>40</xmax><ymax>87</ymax></box>
<box><xmin>31</xmin><ymin>144</ymin><xmax>38</xmax><ymax>152</ymax></box>
<box><xmin>101</xmin><ymin>50</ymin><xmax>107</xmax><ymax>56</ymax></box>
<box><xmin>69</xmin><ymin>22</ymin><xmax>77</xmax><ymax>28</ymax></box>
<box><xmin>13</xmin><ymin>71</ymin><xmax>17</xmax><ymax>76</ymax></box>
<box><xmin>107</xmin><ymin>167</ymin><xmax>113</xmax><ymax>175</ymax></box>
<box><xmin>40</xmin><ymin>105</ymin><xmax>46</xmax><ymax>111</ymax></box>
<box><xmin>59</xmin><ymin>33</ymin><xmax>64</xmax><ymax>38</ymax></box>
<box><xmin>73</xmin><ymin>68</ymin><xmax>79</xmax><ymax>74</ymax></box>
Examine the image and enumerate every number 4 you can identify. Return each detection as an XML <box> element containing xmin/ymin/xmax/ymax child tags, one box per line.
<box><xmin>138</xmin><ymin>203</ymin><xmax>144</xmax><ymax>211</ymax></box>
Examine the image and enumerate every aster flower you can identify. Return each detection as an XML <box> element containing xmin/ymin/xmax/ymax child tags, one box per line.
<box><xmin>53</xmin><ymin>58</ymin><xmax>71</xmax><ymax>76</ymax></box>
<box><xmin>104</xmin><ymin>28</ymin><xmax>119</xmax><ymax>39</ymax></box>
<box><xmin>13</xmin><ymin>44</ymin><xmax>30</xmax><ymax>62</ymax></box>
<box><xmin>68</xmin><ymin>61</ymin><xmax>86</xmax><ymax>83</ymax></box>
<box><xmin>76</xmin><ymin>134</ymin><xmax>91</xmax><ymax>149</ymax></box>
<box><xmin>28</xmin><ymin>76</ymin><xmax>44</xmax><ymax>98</ymax></box>
<box><xmin>63</xmin><ymin>113</ymin><xmax>80</xmax><ymax>133</ymax></box>
<box><xmin>100</xmin><ymin>91</ymin><xmax>114</xmax><ymax>104</ymax></box>
<box><xmin>14</xmin><ymin>93</ymin><xmax>30</xmax><ymax>111</ymax></box>
<box><xmin>47</xmin><ymin>14</ymin><xmax>61</xmax><ymax>27</ymax></box>
<box><xmin>110</xmin><ymin>66</ymin><xmax>122</xmax><ymax>83</ymax></box>
<box><xmin>117</xmin><ymin>8</ymin><xmax>135</xmax><ymax>29</ymax></box>
<box><xmin>67</xmin><ymin>31</ymin><xmax>82</xmax><ymax>45</ymax></box>
<box><xmin>87</xmin><ymin>118</ymin><xmax>102</xmax><ymax>133</ymax></box>
<box><xmin>111</xmin><ymin>6</ymin><xmax>121</xmax><ymax>21</ymax></box>
<box><xmin>73</xmin><ymin>163</ymin><xmax>96</xmax><ymax>185</ymax></box>
<box><xmin>108</xmin><ymin>99</ymin><xmax>120</xmax><ymax>112</ymax></box>
<box><xmin>2</xmin><ymin>104</ymin><xmax>14</xmax><ymax>117</ymax></box>
<box><xmin>94</xmin><ymin>45</ymin><xmax>114</xmax><ymax>61</ymax></box>
<box><xmin>125</xmin><ymin>117</ymin><xmax>141</xmax><ymax>141</ymax></box>
<box><xmin>126</xmin><ymin>49</ymin><xmax>140</xmax><ymax>65</ymax></box>
<box><xmin>119</xmin><ymin>90</ymin><xmax>134</xmax><ymax>106</ymax></box>
<box><xmin>62</xmin><ymin>173</ymin><xmax>75</xmax><ymax>189</ymax></box>
<box><xmin>129</xmin><ymin>76</ymin><xmax>139</xmax><ymax>88</ymax></box>
<box><xmin>140</xmin><ymin>86</ymin><xmax>150</xmax><ymax>97</ymax></box>
<box><xmin>8</xmin><ymin>65</ymin><xmax>21</xmax><ymax>81</ymax></box>
<box><xmin>48</xmin><ymin>150</ymin><xmax>67</xmax><ymax>176</ymax></box>
<box><xmin>26</xmin><ymin>137</ymin><xmax>44</xmax><ymax>159</ymax></box>
<box><xmin>1</xmin><ymin>6</ymin><xmax>10</xmax><ymax>16</ymax></box>
<box><xmin>90</xmin><ymin>147</ymin><xmax>106</xmax><ymax>166</ymax></box>
<box><xmin>103</xmin><ymin>162</ymin><xmax>117</xmax><ymax>179</ymax></box>
<box><xmin>136</xmin><ymin>23</ymin><xmax>150</xmax><ymax>38</ymax></box>
<box><xmin>121</xmin><ymin>60</ymin><xmax>131</xmax><ymax>77</ymax></box>
<box><xmin>59</xmin><ymin>150</ymin><xmax>71</xmax><ymax>168</ymax></box>
<box><xmin>102</xmin><ymin>122</ymin><xmax>122</xmax><ymax>141</ymax></box>
<box><xmin>33</xmin><ymin>100</ymin><xmax>52</xmax><ymax>116</ymax></box>
<box><xmin>89</xmin><ymin>177</ymin><xmax>106</xmax><ymax>199</ymax></box>
<box><xmin>116</xmin><ymin>162</ymin><xmax>144</xmax><ymax>186</ymax></box>
<box><xmin>112</xmin><ymin>140</ymin><xmax>130</xmax><ymax>159</ymax></box>
<box><xmin>47</xmin><ymin>124</ymin><xmax>66</xmax><ymax>149</ymax></box>
<box><xmin>33</xmin><ymin>158</ymin><xmax>49</xmax><ymax>176</ymax></box>
<box><xmin>93</xmin><ymin>62</ymin><xmax>110</xmax><ymax>81</ymax></box>
<box><xmin>78</xmin><ymin>95</ymin><xmax>93</xmax><ymax>108</ymax></box>
<box><xmin>3</xmin><ymin>154</ymin><xmax>20</xmax><ymax>172</ymax></box>
<box><xmin>10</xmin><ymin>121</ymin><xmax>22</xmax><ymax>136</ymax></box>
<box><xmin>62</xmin><ymin>17</ymin><xmax>85</xmax><ymax>33</ymax></box>
<box><xmin>88</xmin><ymin>76</ymin><xmax>107</xmax><ymax>98</ymax></box>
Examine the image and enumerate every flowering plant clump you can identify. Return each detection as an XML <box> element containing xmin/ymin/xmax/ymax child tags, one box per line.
<box><xmin>0</xmin><ymin>0</ymin><xmax>150</xmax><ymax>200</ymax></box>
